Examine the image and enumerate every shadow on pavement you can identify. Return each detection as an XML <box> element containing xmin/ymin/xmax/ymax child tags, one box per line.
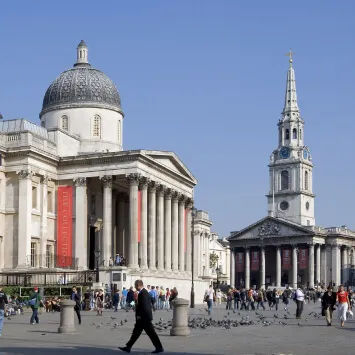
<box><xmin>0</xmin><ymin>347</ymin><xmax>217</xmax><ymax>355</ymax></box>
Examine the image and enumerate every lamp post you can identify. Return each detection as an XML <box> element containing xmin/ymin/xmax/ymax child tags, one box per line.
<box><xmin>94</xmin><ymin>218</ymin><xmax>103</xmax><ymax>283</ymax></box>
<box><xmin>190</xmin><ymin>207</ymin><xmax>197</xmax><ymax>308</ymax></box>
<box><xmin>216</xmin><ymin>265</ymin><xmax>220</xmax><ymax>291</ymax></box>
<box><xmin>95</xmin><ymin>250</ymin><xmax>101</xmax><ymax>283</ymax></box>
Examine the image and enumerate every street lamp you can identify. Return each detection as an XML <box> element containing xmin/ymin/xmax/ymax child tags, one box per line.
<box><xmin>190</xmin><ymin>207</ymin><xmax>197</xmax><ymax>308</ymax></box>
<box><xmin>95</xmin><ymin>250</ymin><xmax>101</xmax><ymax>283</ymax></box>
<box><xmin>94</xmin><ymin>218</ymin><xmax>103</xmax><ymax>283</ymax></box>
<box><xmin>216</xmin><ymin>265</ymin><xmax>221</xmax><ymax>291</ymax></box>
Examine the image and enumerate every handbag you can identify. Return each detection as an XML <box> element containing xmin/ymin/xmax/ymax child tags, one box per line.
<box><xmin>28</xmin><ymin>298</ymin><xmax>37</xmax><ymax>306</ymax></box>
<box><xmin>346</xmin><ymin>310</ymin><xmax>353</xmax><ymax>318</ymax></box>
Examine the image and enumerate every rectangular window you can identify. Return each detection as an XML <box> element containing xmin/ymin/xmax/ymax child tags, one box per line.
<box><xmin>32</xmin><ymin>186</ymin><xmax>38</xmax><ymax>209</ymax></box>
<box><xmin>47</xmin><ymin>190</ymin><xmax>53</xmax><ymax>213</ymax></box>
<box><xmin>31</xmin><ymin>242</ymin><xmax>37</xmax><ymax>267</ymax></box>
<box><xmin>46</xmin><ymin>244</ymin><xmax>53</xmax><ymax>268</ymax></box>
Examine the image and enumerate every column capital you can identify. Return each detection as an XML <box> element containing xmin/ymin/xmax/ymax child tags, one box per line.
<box><xmin>74</xmin><ymin>177</ymin><xmax>87</xmax><ymax>187</ymax></box>
<box><xmin>172</xmin><ymin>190</ymin><xmax>180</xmax><ymax>201</ymax></box>
<box><xmin>156</xmin><ymin>184</ymin><xmax>166</xmax><ymax>196</ymax></box>
<box><xmin>17</xmin><ymin>169</ymin><xmax>34</xmax><ymax>180</ymax></box>
<box><xmin>139</xmin><ymin>176</ymin><xmax>150</xmax><ymax>190</ymax></box>
<box><xmin>148</xmin><ymin>180</ymin><xmax>157</xmax><ymax>192</ymax></box>
<box><xmin>100</xmin><ymin>175</ymin><xmax>112</xmax><ymax>188</ymax></box>
<box><xmin>185</xmin><ymin>198</ymin><xmax>193</xmax><ymax>208</ymax></box>
<box><xmin>126</xmin><ymin>173</ymin><xmax>141</xmax><ymax>186</ymax></box>
<box><xmin>179</xmin><ymin>194</ymin><xmax>187</xmax><ymax>203</ymax></box>
<box><xmin>164</xmin><ymin>188</ymin><xmax>172</xmax><ymax>199</ymax></box>
<box><xmin>41</xmin><ymin>175</ymin><xmax>51</xmax><ymax>184</ymax></box>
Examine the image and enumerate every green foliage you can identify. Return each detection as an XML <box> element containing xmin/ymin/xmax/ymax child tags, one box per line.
<box><xmin>210</xmin><ymin>252</ymin><xmax>219</xmax><ymax>268</ymax></box>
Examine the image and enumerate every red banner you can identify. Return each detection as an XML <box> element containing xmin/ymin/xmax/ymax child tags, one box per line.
<box><xmin>251</xmin><ymin>251</ymin><xmax>259</xmax><ymax>271</ymax></box>
<box><xmin>236</xmin><ymin>252</ymin><xmax>244</xmax><ymax>272</ymax></box>
<box><xmin>57</xmin><ymin>186</ymin><xmax>73</xmax><ymax>267</ymax></box>
<box><xmin>184</xmin><ymin>208</ymin><xmax>188</xmax><ymax>252</ymax></box>
<box><xmin>137</xmin><ymin>190</ymin><xmax>142</xmax><ymax>243</ymax></box>
<box><xmin>299</xmin><ymin>248</ymin><xmax>308</xmax><ymax>269</ymax></box>
<box><xmin>282</xmin><ymin>249</ymin><xmax>292</xmax><ymax>270</ymax></box>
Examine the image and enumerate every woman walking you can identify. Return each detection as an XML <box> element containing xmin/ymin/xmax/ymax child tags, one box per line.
<box><xmin>336</xmin><ymin>285</ymin><xmax>351</xmax><ymax>327</ymax></box>
<box><xmin>322</xmin><ymin>285</ymin><xmax>336</xmax><ymax>326</ymax></box>
<box><xmin>96</xmin><ymin>289</ymin><xmax>104</xmax><ymax>316</ymax></box>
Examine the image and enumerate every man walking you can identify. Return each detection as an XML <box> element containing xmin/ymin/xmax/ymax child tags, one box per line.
<box><xmin>29</xmin><ymin>286</ymin><xmax>42</xmax><ymax>324</ymax></box>
<box><xmin>119</xmin><ymin>280</ymin><xmax>164</xmax><ymax>354</ymax></box>
<box><xmin>71</xmin><ymin>287</ymin><xmax>81</xmax><ymax>325</ymax></box>
<box><xmin>295</xmin><ymin>287</ymin><xmax>305</xmax><ymax>319</ymax></box>
<box><xmin>0</xmin><ymin>287</ymin><xmax>8</xmax><ymax>336</ymax></box>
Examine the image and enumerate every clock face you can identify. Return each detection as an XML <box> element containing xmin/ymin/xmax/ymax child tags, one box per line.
<box><xmin>303</xmin><ymin>149</ymin><xmax>308</xmax><ymax>160</ymax></box>
<box><xmin>279</xmin><ymin>146</ymin><xmax>290</xmax><ymax>159</ymax></box>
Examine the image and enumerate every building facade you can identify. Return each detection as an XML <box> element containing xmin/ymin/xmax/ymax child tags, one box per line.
<box><xmin>0</xmin><ymin>41</ymin><xmax>210</xmax><ymax>299</ymax></box>
<box><xmin>229</xmin><ymin>57</ymin><xmax>355</xmax><ymax>290</ymax></box>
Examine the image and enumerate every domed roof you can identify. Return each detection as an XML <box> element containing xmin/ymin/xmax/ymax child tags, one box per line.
<box><xmin>40</xmin><ymin>42</ymin><xmax>123</xmax><ymax>117</ymax></box>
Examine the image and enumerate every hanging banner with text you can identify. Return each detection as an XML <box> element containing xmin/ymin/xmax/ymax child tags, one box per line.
<box><xmin>282</xmin><ymin>249</ymin><xmax>292</xmax><ymax>270</ymax></box>
<box><xmin>299</xmin><ymin>248</ymin><xmax>308</xmax><ymax>269</ymax></box>
<box><xmin>57</xmin><ymin>186</ymin><xmax>73</xmax><ymax>267</ymax></box>
<box><xmin>236</xmin><ymin>252</ymin><xmax>244</xmax><ymax>272</ymax></box>
<box><xmin>137</xmin><ymin>190</ymin><xmax>142</xmax><ymax>243</ymax></box>
<box><xmin>251</xmin><ymin>251</ymin><xmax>260</xmax><ymax>271</ymax></box>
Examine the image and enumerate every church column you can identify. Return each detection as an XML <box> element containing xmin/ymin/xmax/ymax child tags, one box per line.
<box><xmin>112</xmin><ymin>192</ymin><xmax>117</xmax><ymax>256</ymax></box>
<box><xmin>140</xmin><ymin>179</ymin><xmax>148</xmax><ymax>270</ymax></box>
<box><xmin>260</xmin><ymin>246</ymin><xmax>265</xmax><ymax>289</ymax></box>
<box><xmin>178</xmin><ymin>195</ymin><xmax>186</xmax><ymax>272</ymax></box>
<box><xmin>331</xmin><ymin>245</ymin><xmax>340</xmax><ymax>286</ymax></box>
<box><xmin>101</xmin><ymin>176</ymin><xmax>112</xmax><ymax>267</ymax></box>
<box><xmin>171</xmin><ymin>192</ymin><xmax>179</xmax><ymax>271</ymax></box>
<box><xmin>315</xmin><ymin>244</ymin><xmax>321</xmax><ymax>285</ymax></box>
<box><xmin>74</xmin><ymin>177</ymin><xmax>88</xmax><ymax>269</ymax></box>
<box><xmin>40</xmin><ymin>176</ymin><xmax>49</xmax><ymax>268</ymax></box>
<box><xmin>230</xmin><ymin>249</ymin><xmax>235</xmax><ymax>287</ymax></box>
<box><xmin>321</xmin><ymin>245</ymin><xmax>328</xmax><ymax>286</ymax></box>
<box><xmin>185</xmin><ymin>201</ymin><xmax>192</xmax><ymax>272</ymax></box>
<box><xmin>17</xmin><ymin>170</ymin><xmax>33</xmax><ymax>268</ymax></box>
<box><xmin>341</xmin><ymin>247</ymin><xmax>348</xmax><ymax>285</ymax></box>
<box><xmin>193</xmin><ymin>231</ymin><xmax>199</xmax><ymax>278</ymax></box>
<box><xmin>117</xmin><ymin>194</ymin><xmax>126</xmax><ymax>256</ymax></box>
<box><xmin>308</xmin><ymin>243</ymin><xmax>315</xmax><ymax>288</ymax></box>
<box><xmin>245</xmin><ymin>248</ymin><xmax>250</xmax><ymax>290</ymax></box>
<box><xmin>156</xmin><ymin>185</ymin><xmax>165</xmax><ymax>271</ymax></box>
<box><xmin>292</xmin><ymin>246</ymin><xmax>298</xmax><ymax>289</ymax></box>
<box><xmin>164</xmin><ymin>189</ymin><xmax>172</xmax><ymax>271</ymax></box>
<box><xmin>276</xmin><ymin>246</ymin><xmax>281</xmax><ymax>288</ymax></box>
<box><xmin>127</xmin><ymin>174</ymin><xmax>139</xmax><ymax>269</ymax></box>
<box><xmin>147</xmin><ymin>182</ymin><xmax>156</xmax><ymax>270</ymax></box>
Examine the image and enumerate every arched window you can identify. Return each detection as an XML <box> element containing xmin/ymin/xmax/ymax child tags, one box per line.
<box><xmin>281</xmin><ymin>170</ymin><xmax>289</xmax><ymax>190</ymax></box>
<box><xmin>61</xmin><ymin>115</ymin><xmax>68</xmax><ymax>131</ymax></box>
<box><xmin>292</xmin><ymin>128</ymin><xmax>297</xmax><ymax>139</ymax></box>
<box><xmin>285</xmin><ymin>129</ymin><xmax>290</xmax><ymax>140</ymax></box>
<box><xmin>305</xmin><ymin>171</ymin><xmax>309</xmax><ymax>190</ymax></box>
<box><xmin>93</xmin><ymin>115</ymin><xmax>101</xmax><ymax>137</ymax></box>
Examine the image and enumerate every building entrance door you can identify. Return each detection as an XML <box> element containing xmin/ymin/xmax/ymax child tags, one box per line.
<box><xmin>89</xmin><ymin>226</ymin><xmax>96</xmax><ymax>270</ymax></box>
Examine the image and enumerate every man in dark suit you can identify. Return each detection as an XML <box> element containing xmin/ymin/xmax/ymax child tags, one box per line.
<box><xmin>119</xmin><ymin>280</ymin><xmax>164</xmax><ymax>354</ymax></box>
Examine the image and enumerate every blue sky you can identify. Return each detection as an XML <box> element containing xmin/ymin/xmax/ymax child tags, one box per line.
<box><xmin>1</xmin><ymin>1</ymin><xmax>355</xmax><ymax>236</ymax></box>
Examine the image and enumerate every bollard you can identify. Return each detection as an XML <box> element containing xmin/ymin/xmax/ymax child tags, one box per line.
<box><xmin>58</xmin><ymin>299</ymin><xmax>76</xmax><ymax>333</ymax></box>
<box><xmin>170</xmin><ymin>298</ymin><xmax>190</xmax><ymax>336</ymax></box>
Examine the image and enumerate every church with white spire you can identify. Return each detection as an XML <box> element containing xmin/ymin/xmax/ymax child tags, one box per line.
<box><xmin>229</xmin><ymin>54</ymin><xmax>355</xmax><ymax>290</ymax></box>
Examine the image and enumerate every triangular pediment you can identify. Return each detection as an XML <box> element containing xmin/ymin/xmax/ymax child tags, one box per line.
<box><xmin>142</xmin><ymin>150</ymin><xmax>197</xmax><ymax>183</ymax></box>
<box><xmin>229</xmin><ymin>216</ymin><xmax>314</xmax><ymax>242</ymax></box>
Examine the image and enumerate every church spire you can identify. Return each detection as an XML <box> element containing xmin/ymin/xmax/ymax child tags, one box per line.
<box><xmin>282</xmin><ymin>50</ymin><xmax>299</xmax><ymax>114</ymax></box>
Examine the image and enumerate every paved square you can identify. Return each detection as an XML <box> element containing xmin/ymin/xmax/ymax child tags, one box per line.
<box><xmin>0</xmin><ymin>301</ymin><xmax>354</xmax><ymax>354</ymax></box>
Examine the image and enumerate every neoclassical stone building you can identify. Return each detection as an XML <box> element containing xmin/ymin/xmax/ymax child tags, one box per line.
<box><xmin>229</xmin><ymin>56</ymin><xmax>355</xmax><ymax>290</ymax></box>
<box><xmin>0</xmin><ymin>41</ymin><xmax>210</xmax><ymax>298</ymax></box>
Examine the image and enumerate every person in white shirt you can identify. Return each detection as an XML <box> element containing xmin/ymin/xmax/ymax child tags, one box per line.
<box><xmin>295</xmin><ymin>287</ymin><xmax>305</xmax><ymax>319</ymax></box>
<box><xmin>205</xmin><ymin>286</ymin><xmax>214</xmax><ymax>315</ymax></box>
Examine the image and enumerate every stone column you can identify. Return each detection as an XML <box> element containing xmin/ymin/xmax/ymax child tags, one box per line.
<box><xmin>331</xmin><ymin>245</ymin><xmax>341</xmax><ymax>286</ymax></box>
<box><xmin>40</xmin><ymin>176</ymin><xmax>49</xmax><ymax>268</ymax></box>
<box><xmin>308</xmin><ymin>243</ymin><xmax>315</xmax><ymax>288</ymax></box>
<box><xmin>260</xmin><ymin>247</ymin><xmax>265</xmax><ymax>289</ymax></box>
<box><xmin>74</xmin><ymin>177</ymin><xmax>88</xmax><ymax>269</ymax></box>
<box><xmin>127</xmin><ymin>174</ymin><xmax>139</xmax><ymax>269</ymax></box>
<box><xmin>315</xmin><ymin>244</ymin><xmax>321</xmax><ymax>285</ymax></box>
<box><xmin>276</xmin><ymin>246</ymin><xmax>281</xmax><ymax>288</ymax></box>
<box><xmin>292</xmin><ymin>246</ymin><xmax>298</xmax><ymax>289</ymax></box>
<box><xmin>140</xmin><ymin>179</ymin><xmax>148</xmax><ymax>270</ymax></box>
<box><xmin>245</xmin><ymin>248</ymin><xmax>250</xmax><ymax>290</ymax></box>
<box><xmin>230</xmin><ymin>249</ymin><xmax>235</xmax><ymax>288</ymax></box>
<box><xmin>193</xmin><ymin>231</ymin><xmax>199</xmax><ymax>279</ymax></box>
<box><xmin>164</xmin><ymin>189</ymin><xmax>172</xmax><ymax>271</ymax></box>
<box><xmin>117</xmin><ymin>194</ymin><xmax>126</xmax><ymax>256</ymax></box>
<box><xmin>321</xmin><ymin>245</ymin><xmax>328</xmax><ymax>286</ymax></box>
<box><xmin>148</xmin><ymin>182</ymin><xmax>156</xmax><ymax>270</ymax></box>
<box><xmin>171</xmin><ymin>192</ymin><xmax>179</xmax><ymax>271</ymax></box>
<box><xmin>342</xmin><ymin>247</ymin><xmax>348</xmax><ymax>285</ymax></box>
<box><xmin>17</xmin><ymin>169</ymin><xmax>33</xmax><ymax>268</ymax></box>
<box><xmin>58</xmin><ymin>299</ymin><xmax>76</xmax><ymax>333</ymax></box>
<box><xmin>101</xmin><ymin>176</ymin><xmax>112</xmax><ymax>267</ymax></box>
<box><xmin>156</xmin><ymin>185</ymin><xmax>165</xmax><ymax>271</ymax></box>
<box><xmin>185</xmin><ymin>201</ymin><xmax>192</xmax><ymax>272</ymax></box>
<box><xmin>178</xmin><ymin>196</ymin><xmax>185</xmax><ymax>272</ymax></box>
<box><xmin>170</xmin><ymin>298</ymin><xmax>190</xmax><ymax>336</ymax></box>
<box><xmin>112</xmin><ymin>193</ymin><xmax>117</xmax><ymax>255</ymax></box>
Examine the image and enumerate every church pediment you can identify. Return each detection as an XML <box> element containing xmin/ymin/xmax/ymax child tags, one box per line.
<box><xmin>142</xmin><ymin>150</ymin><xmax>197</xmax><ymax>183</ymax></box>
<box><xmin>229</xmin><ymin>216</ymin><xmax>314</xmax><ymax>242</ymax></box>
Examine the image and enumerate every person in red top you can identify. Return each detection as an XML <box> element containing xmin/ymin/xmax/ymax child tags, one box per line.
<box><xmin>336</xmin><ymin>285</ymin><xmax>351</xmax><ymax>327</ymax></box>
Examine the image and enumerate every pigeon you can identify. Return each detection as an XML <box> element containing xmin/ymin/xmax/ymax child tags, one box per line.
<box><xmin>283</xmin><ymin>314</ymin><xmax>289</xmax><ymax>319</ymax></box>
<box><xmin>273</xmin><ymin>314</ymin><xmax>279</xmax><ymax>319</ymax></box>
<box><xmin>110</xmin><ymin>316</ymin><xmax>116</xmax><ymax>320</ymax></box>
<box><xmin>120</xmin><ymin>320</ymin><xmax>124</xmax><ymax>326</ymax></box>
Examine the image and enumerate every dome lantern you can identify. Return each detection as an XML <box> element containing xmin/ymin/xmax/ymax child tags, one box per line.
<box><xmin>75</xmin><ymin>40</ymin><xmax>89</xmax><ymax>67</ymax></box>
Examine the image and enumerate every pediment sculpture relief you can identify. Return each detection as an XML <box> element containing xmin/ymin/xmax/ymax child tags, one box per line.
<box><xmin>258</xmin><ymin>221</ymin><xmax>280</xmax><ymax>236</ymax></box>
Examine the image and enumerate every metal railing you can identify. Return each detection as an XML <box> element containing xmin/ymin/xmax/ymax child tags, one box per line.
<box><xmin>26</xmin><ymin>255</ymin><xmax>79</xmax><ymax>270</ymax></box>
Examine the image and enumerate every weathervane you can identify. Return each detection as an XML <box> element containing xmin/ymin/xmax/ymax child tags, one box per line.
<box><xmin>286</xmin><ymin>49</ymin><xmax>294</xmax><ymax>66</ymax></box>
